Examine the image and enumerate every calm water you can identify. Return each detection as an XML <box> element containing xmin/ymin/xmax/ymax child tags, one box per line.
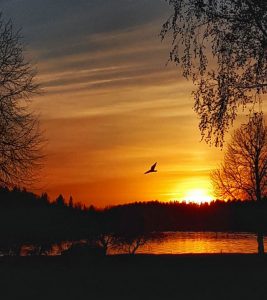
<box><xmin>109</xmin><ymin>232</ymin><xmax>267</xmax><ymax>255</ymax></box>
<box><xmin>19</xmin><ymin>232</ymin><xmax>267</xmax><ymax>256</ymax></box>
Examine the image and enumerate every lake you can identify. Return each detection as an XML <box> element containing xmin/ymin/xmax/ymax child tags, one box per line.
<box><xmin>109</xmin><ymin>232</ymin><xmax>266</xmax><ymax>255</ymax></box>
<box><xmin>19</xmin><ymin>231</ymin><xmax>267</xmax><ymax>256</ymax></box>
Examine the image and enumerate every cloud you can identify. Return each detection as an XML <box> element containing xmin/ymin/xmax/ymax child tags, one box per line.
<box><xmin>2</xmin><ymin>0</ymin><xmax>224</xmax><ymax>205</ymax></box>
<box><xmin>1</xmin><ymin>0</ymin><xmax>171</xmax><ymax>46</ymax></box>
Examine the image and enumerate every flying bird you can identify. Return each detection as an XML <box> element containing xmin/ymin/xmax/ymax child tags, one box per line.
<box><xmin>144</xmin><ymin>162</ymin><xmax>157</xmax><ymax>174</ymax></box>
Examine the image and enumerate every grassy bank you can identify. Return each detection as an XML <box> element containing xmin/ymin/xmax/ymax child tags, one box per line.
<box><xmin>1</xmin><ymin>254</ymin><xmax>267</xmax><ymax>300</ymax></box>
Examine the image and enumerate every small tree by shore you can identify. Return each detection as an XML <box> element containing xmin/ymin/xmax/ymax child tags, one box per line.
<box><xmin>114</xmin><ymin>232</ymin><xmax>164</xmax><ymax>255</ymax></box>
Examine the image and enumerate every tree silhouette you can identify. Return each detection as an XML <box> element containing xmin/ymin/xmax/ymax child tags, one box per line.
<box><xmin>211</xmin><ymin>112</ymin><xmax>267</xmax><ymax>254</ymax></box>
<box><xmin>68</xmin><ymin>196</ymin><xmax>74</xmax><ymax>209</ymax></box>
<box><xmin>113</xmin><ymin>231</ymin><xmax>164</xmax><ymax>255</ymax></box>
<box><xmin>0</xmin><ymin>14</ymin><xmax>42</xmax><ymax>187</ymax></box>
<box><xmin>95</xmin><ymin>233</ymin><xmax>115</xmax><ymax>255</ymax></box>
<box><xmin>55</xmin><ymin>194</ymin><xmax>65</xmax><ymax>207</ymax></box>
<box><xmin>161</xmin><ymin>0</ymin><xmax>267</xmax><ymax>146</ymax></box>
<box><xmin>115</xmin><ymin>234</ymin><xmax>149</xmax><ymax>255</ymax></box>
<box><xmin>211</xmin><ymin>113</ymin><xmax>267</xmax><ymax>201</ymax></box>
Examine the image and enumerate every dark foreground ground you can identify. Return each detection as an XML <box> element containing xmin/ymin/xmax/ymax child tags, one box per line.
<box><xmin>1</xmin><ymin>254</ymin><xmax>267</xmax><ymax>300</ymax></box>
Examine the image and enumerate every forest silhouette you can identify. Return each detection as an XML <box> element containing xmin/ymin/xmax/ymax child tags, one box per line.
<box><xmin>1</xmin><ymin>187</ymin><xmax>267</xmax><ymax>256</ymax></box>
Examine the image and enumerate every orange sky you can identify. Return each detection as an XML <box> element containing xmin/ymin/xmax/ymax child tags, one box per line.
<box><xmin>32</xmin><ymin>24</ymin><xmax>224</xmax><ymax>206</ymax></box>
<box><xmin>5</xmin><ymin>0</ymin><xmax>263</xmax><ymax>207</ymax></box>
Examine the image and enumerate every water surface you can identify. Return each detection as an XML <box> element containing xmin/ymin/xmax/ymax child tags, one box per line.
<box><xmin>109</xmin><ymin>232</ymin><xmax>266</xmax><ymax>255</ymax></box>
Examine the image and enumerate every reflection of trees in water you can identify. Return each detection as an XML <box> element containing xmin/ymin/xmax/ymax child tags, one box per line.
<box><xmin>1</xmin><ymin>241</ymin><xmax>72</xmax><ymax>256</ymax></box>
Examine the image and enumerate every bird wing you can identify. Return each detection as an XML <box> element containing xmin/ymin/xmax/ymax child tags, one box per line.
<box><xmin>144</xmin><ymin>170</ymin><xmax>151</xmax><ymax>174</ymax></box>
<box><xmin>151</xmin><ymin>162</ymin><xmax>157</xmax><ymax>171</ymax></box>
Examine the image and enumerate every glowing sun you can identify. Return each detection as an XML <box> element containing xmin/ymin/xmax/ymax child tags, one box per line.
<box><xmin>184</xmin><ymin>189</ymin><xmax>213</xmax><ymax>204</ymax></box>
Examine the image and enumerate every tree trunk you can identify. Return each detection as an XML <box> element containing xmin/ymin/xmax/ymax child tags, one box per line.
<box><xmin>255</xmin><ymin>157</ymin><xmax>262</xmax><ymax>203</ymax></box>
<box><xmin>255</xmin><ymin>158</ymin><xmax>264</xmax><ymax>255</ymax></box>
<box><xmin>257</xmin><ymin>232</ymin><xmax>264</xmax><ymax>255</ymax></box>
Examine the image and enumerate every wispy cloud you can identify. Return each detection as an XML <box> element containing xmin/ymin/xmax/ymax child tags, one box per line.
<box><xmin>4</xmin><ymin>0</ymin><xmax>223</xmax><ymax>205</ymax></box>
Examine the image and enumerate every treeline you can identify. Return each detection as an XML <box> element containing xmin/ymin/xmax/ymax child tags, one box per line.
<box><xmin>105</xmin><ymin>200</ymin><xmax>267</xmax><ymax>233</ymax></box>
<box><xmin>0</xmin><ymin>187</ymin><xmax>94</xmax><ymax>255</ymax></box>
<box><xmin>0</xmin><ymin>187</ymin><xmax>267</xmax><ymax>255</ymax></box>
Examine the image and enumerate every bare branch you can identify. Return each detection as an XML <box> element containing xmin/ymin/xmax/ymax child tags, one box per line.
<box><xmin>211</xmin><ymin>112</ymin><xmax>267</xmax><ymax>201</ymax></box>
<box><xmin>0</xmin><ymin>14</ymin><xmax>43</xmax><ymax>187</ymax></box>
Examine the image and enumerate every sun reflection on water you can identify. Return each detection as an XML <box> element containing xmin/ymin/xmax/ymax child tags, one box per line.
<box><xmin>110</xmin><ymin>232</ymin><xmax>265</xmax><ymax>255</ymax></box>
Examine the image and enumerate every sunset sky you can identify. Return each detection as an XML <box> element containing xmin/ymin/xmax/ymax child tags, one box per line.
<box><xmin>1</xmin><ymin>0</ymin><xmax>240</xmax><ymax>207</ymax></box>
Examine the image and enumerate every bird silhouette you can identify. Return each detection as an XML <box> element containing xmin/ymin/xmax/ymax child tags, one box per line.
<box><xmin>144</xmin><ymin>162</ymin><xmax>157</xmax><ymax>174</ymax></box>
